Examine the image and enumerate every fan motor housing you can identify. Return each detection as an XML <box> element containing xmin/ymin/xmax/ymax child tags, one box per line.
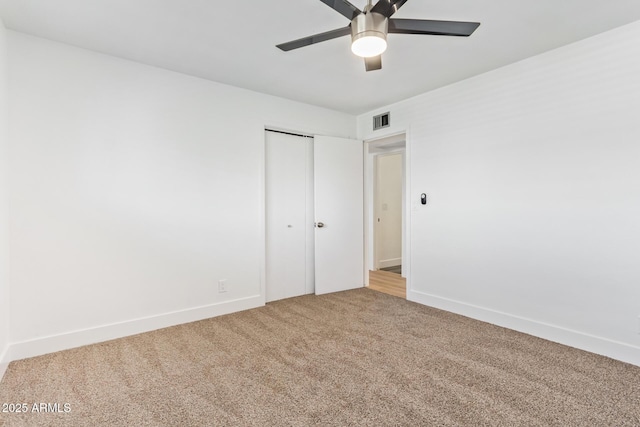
<box><xmin>351</xmin><ymin>12</ymin><xmax>388</xmax><ymax>45</ymax></box>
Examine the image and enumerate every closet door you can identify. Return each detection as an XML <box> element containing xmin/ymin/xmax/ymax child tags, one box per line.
<box><xmin>314</xmin><ymin>136</ymin><xmax>364</xmax><ymax>295</ymax></box>
<box><xmin>265</xmin><ymin>131</ymin><xmax>314</xmax><ymax>302</ymax></box>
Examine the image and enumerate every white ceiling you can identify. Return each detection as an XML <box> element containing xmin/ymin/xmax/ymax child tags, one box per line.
<box><xmin>1</xmin><ymin>0</ymin><xmax>640</xmax><ymax>115</ymax></box>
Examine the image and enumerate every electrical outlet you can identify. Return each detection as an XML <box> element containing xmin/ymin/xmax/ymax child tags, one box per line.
<box><xmin>218</xmin><ymin>279</ymin><xmax>228</xmax><ymax>293</ymax></box>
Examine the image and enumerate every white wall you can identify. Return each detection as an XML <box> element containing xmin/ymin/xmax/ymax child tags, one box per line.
<box><xmin>375</xmin><ymin>153</ymin><xmax>402</xmax><ymax>268</ymax></box>
<box><xmin>0</xmin><ymin>17</ymin><xmax>10</xmax><ymax>377</ymax></box>
<box><xmin>7</xmin><ymin>31</ymin><xmax>355</xmax><ymax>360</ymax></box>
<box><xmin>358</xmin><ymin>20</ymin><xmax>640</xmax><ymax>366</ymax></box>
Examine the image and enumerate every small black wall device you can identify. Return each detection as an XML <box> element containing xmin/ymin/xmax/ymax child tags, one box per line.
<box><xmin>421</xmin><ymin>193</ymin><xmax>427</xmax><ymax>205</ymax></box>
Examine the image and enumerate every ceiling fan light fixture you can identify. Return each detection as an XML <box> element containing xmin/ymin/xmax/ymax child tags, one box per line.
<box><xmin>350</xmin><ymin>12</ymin><xmax>388</xmax><ymax>58</ymax></box>
<box><xmin>351</xmin><ymin>35</ymin><xmax>387</xmax><ymax>57</ymax></box>
<box><xmin>276</xmin><ymin>0</ymin><xmax>481</xmax><ymax>72</ymax></box>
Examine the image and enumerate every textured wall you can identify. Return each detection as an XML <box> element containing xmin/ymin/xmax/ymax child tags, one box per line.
<box><xmin>358</xmin><ymin>21</ymin><xmax>640</xmax><ymax>365</ymax></box>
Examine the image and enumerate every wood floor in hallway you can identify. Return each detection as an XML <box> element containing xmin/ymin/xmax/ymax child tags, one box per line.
<box><xmin>368</xmin><ymin>269</ymin><xmax>406</xmax><ymax>299</ymax></box>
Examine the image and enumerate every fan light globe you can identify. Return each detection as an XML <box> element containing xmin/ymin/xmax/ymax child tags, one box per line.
<box><xmin>351</xmin><ymin>35</ymin><xmax>387</xmax><ymax>58</ymax></box>
<box><xmin>350</xmin><ymin>11</ymin><xmax>388</xmax><ymax>58</ymax></box>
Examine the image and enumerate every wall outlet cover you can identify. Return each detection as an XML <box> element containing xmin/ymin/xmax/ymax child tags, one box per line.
<box><xmin>218</xmin><ymin>279</ymin><xmax>228</xmax><ymax>293</ymax></box>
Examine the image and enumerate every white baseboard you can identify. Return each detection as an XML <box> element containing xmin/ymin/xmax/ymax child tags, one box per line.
<box><xmin>408</xmin><ymin>289</ymin><xmax>640</xmax><ymax>367</ymax></box>
<box><xmin>7</xmin><ymin>295</ymin><xmax>263</xmax><ymax>363</ymax></box>
<box><xmin>378</xmin><ymin>258</ymin><xmax>401</xmax><ymax>269</ymax></box>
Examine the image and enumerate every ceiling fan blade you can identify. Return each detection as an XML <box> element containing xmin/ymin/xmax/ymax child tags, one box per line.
<box><xmin>365</xmin><ymin>55</ymin><xmax>382</xmax><ymax>72</ymax></box>
<box><xmin>370</xmin><ymin>0</ymin><xmax>410</xmax><ymax>18</ymax></box>
<box><xmin>319</xmin><ymin>0</ymin><xmax>362</xmax><ymax>20</ymax></box>
<box><xmin>388</xmin><ymin>19</ymin><xmax>480</xmax><ymax>36</ymax></box>
<box><xmin>277</xmin><ymin>26</ymin><xmax>352</xmax><ymax>51</ymax></box>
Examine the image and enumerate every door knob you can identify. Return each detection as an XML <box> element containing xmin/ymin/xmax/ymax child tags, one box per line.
<box><xmin>316</xmin><ymin>222</ymin><xmax>325</xmax><ymax>228</ymax></box>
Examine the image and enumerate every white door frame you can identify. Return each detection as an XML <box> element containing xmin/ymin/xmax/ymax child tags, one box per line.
<box><xmin>364</xmin><ymin>132</ymin><xmax>410</xmax><ymax>287</ymax></box>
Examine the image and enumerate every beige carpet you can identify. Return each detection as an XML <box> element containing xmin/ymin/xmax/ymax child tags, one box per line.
<box><xmin>1</xmin><ymin>288</ymin><xmax>639</xmax><ymax>426</ymax></box>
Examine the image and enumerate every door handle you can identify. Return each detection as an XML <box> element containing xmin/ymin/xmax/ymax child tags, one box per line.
<box><xmin>316</xmin><ymin>222</ymin><xmax>325</xmax><ymax>228</ymax></box>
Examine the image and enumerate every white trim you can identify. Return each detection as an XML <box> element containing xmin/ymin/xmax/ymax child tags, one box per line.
<box><xmin>366</xmin><ymin>132</ymin><xmax>407</xmax><ymax>148</ymax></box>
<box><xmin>363</xmin><ymin>144</ymin><xmax>373</xmax><ymax>285</ymax></box>
<box><xmin>403</xmin><ymin>128</ymin><xmax>412</xmax><ymax>282</ymax></box>
<box><xmin>0</xmin><ymin>345</ymin><xmax>9</xmax><ymax>381</ymax></box>
<box><xmin>408</xmin><ymin>289</ymin><xmax>640</xmax><ymax>367</ymax></box>
<box><xmin>258</xmin><ymin>126</ymin><xmax>267</xmax><ymax>306</ymax></box>
<box><xmin>7</xmin><ymin>295</ymin><xmax>263</xmax><ymax>362</ymax></box>
<box><xmin>364</xmin><ymin>131</ymin><xmax>409</xmax><ymax>284</ymax></box>
<box><xmin>378</xmin><ymin>258</ymin><xmax>402</xmax><ymax>269</ymax></box>
<box><xmin>305</xmin><ymin>136</ymin><xmax>315</xmax><ymax>295</ymax></box>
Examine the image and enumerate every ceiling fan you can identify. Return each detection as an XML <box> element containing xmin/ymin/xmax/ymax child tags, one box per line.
<box><xmin>276</xmin><ymin>0</ymin><xmax>480</xmax><ymax>71</ymax></box>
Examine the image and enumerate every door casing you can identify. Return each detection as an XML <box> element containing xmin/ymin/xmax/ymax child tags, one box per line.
<box><xmin>364</xmin><ymin>132</ymin><xmax>410</xmax><ymax>285</ymax></box>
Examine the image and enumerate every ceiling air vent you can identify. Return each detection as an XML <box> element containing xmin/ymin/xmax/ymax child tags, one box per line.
<box><xmin>373</xmin><ymin>112</ymin><xmax>390</xmax><ymax>131</ymax></box>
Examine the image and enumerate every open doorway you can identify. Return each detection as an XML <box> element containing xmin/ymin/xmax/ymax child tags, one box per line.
<box><xmin>375</xmin><ymin>152</ymin><xmax>403</xmax><ymax>274</ymax></box>
<box><xmin>365</xmin><ymin>133</ymin><xmax>408</xmax><ymax>299</ymax></box>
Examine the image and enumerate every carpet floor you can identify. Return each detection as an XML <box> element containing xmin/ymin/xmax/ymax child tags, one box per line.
<box><xmin>1</xmin><ymin>288</ymin><xmax>639</xmax><ymax>426</ymax></box>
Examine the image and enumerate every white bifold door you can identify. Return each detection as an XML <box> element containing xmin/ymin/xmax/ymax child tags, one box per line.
<box><xmin>265</xmin><ymin>131</ymin><xmax>314</xmax><ymax>303</ymax></box>
<box><xmin>313</xmin><ymin>136</ymin><xmax>364</xmax><ymax>295</ymax></box>
<box><xmin>265</xmin><ymin>132</ymin><xmax>363</xmax><ymax>302</ymax></box>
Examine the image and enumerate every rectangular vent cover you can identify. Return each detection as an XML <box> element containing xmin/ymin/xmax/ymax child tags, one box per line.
<box><xmin>373</xmin><ymin>112</ymin><xmax>390</xmax><ymax>130</ymax></box>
